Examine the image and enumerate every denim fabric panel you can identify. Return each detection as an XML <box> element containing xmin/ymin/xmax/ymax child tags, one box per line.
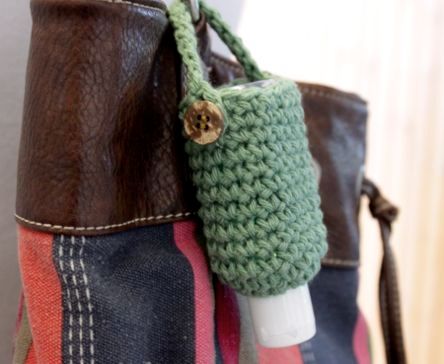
<box><xmin>304</xmin><ymin>267</ymin><xmax>360</xmax><ymax>364</ymax></box>
<box><xmin>53</xmin><ymin>224</ymin><xmax>196</xmax><ymax>364</ymax></box>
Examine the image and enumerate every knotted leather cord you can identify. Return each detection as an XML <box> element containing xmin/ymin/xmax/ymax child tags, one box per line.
<box><xmin>362</xmin><ymin>178</ymin><xmax>407</xmax><ymax>364</ymax></box>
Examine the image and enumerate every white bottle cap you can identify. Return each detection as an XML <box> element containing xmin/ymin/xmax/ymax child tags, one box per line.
<box><xmin>246</xmin><ymin>284</ymin><xmax>316</xmax><ymax>348</ymax></box>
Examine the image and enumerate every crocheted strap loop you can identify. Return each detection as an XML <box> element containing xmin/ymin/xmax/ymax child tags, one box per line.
<box><xmin>168</xmin><ymin>0</ymin><xmax>265</xmax><ymax>104</ymax></box>
<box><xmin>168</xmin><ymin>0</ymin><xmax>328</xmax><ymax>297</ymax></box>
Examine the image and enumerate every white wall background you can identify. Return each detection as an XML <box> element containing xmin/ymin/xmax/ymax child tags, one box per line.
<box><xmin>235</xmin><ymin>1</ymin><xmax>443</xmax><ymax>364</ymax></box>
<box><xmin>0</xmin><ymin>0</ymin><xmax>31</xmax><ymax>362</ymax></box>
<box><xmin>2</xmin><ymin>0</ymin><xmax>442</xmax><ymax>363</ymax></box>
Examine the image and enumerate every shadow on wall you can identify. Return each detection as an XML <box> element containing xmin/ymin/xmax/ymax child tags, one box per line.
<box><xmin>206</xmin><ymin>0</ymin><xmax>246</xmax><ymax>56</ymax></box>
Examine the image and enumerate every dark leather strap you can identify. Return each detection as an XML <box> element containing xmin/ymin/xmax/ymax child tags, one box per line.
<box><xmin>362</xmin><ymin>178</ymin><xmax>407</xmax><ymax>364</ymax></box>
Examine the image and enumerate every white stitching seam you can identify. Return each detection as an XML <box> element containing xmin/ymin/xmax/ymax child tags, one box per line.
<box><xmin>19</xmin><ymin>214</ymin><xmax>360</xmax><ymax>266</ymax></box>
<box><xmin>70</xmin><ymin>237</ymin><xmax>85</xmax><ymax>364</ymax></box>
<box><xmin>93</xmin><ymin>0</ymin><xmax>166</xmax><ymax>13</ymax></box>
<box><xmin>80</xmin><ymin>237</ymin><xmax>95</xmax><ymax>364</ymax></box>
<box><xmin>58</xmin><ymin>235</ymin><xmax>74</xmax><ymax>364</ymax></box>
<box><xmin>298</xmin><ymin>87</ymin><xmax>366</xmax><ymax>109</ymax></box>
<box><xmin>15</xmin><ymin>212</ymin><xmax>194</xmax><ymax>232</ymax></box>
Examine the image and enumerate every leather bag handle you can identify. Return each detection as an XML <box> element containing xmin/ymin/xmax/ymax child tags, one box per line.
<box><xmin>362</xmin><ymin>178</ymin><xmax>407</xmax><ymax>364</ymax></box>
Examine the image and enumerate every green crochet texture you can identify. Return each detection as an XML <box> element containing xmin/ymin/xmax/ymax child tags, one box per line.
<box><xmin>168</xmin><ymin>0</ymin><xmax>328</xmax><ymax>297</ymax></box>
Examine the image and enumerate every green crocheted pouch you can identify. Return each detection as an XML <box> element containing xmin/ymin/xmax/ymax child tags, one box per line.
<box><xmin>168</xmin><ymin>0</ymin><xmax>328</xmax><ymax>297</ymax></box>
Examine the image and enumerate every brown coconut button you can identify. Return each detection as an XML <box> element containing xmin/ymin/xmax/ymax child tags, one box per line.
<box><xmin>183</xmin><ymin>100</ymin><xmax>224</xmax><ymax>145</ymax></box>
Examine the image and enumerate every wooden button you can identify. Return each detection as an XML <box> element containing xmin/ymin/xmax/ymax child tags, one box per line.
<box><xmin>183</xmin><ymin>100</ymin><xmax>224</xmax><ymax>145</ymax></box>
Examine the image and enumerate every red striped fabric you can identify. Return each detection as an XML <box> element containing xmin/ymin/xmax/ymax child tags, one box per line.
<box><xmin>18</xmin><ymin>226</ymin><xmax>62</xmax><ymax>363</ymax></box>
<box><xmin>353</xmin><ymin>312</ymin><xmax>371</xmax><ymax>364</ymax></box>
<box><xmin>25</xmin><ymin>344</ymin><xmax>37</xmax><ymax>364</ymax></box>
<box><xmin>258</xmin><ymin>344</ymin><xmax>304</xmax><ymax>364</ymax></box>
<box><xmin>174</xmin><ymin>221</ymin><xmax>216</xmax><ymax>364</ymax></box>
<box><xmin>215</xmin><ymin>281</ymin><xmax>241</xmax><ymax>363</ymax></box>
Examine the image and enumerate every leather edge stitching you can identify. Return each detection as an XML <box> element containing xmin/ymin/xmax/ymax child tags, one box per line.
<box><xmin>15</xmin><ymin>212</ymin><xmax>194</xmax><ymax>231</ymax></box>
<box><xmin>93</xmin><ymin>0</ymin><xmax>166</xmax><ymax>13</ymax></box>
<box><xmin>298</xmin><ymin>88</ymin><xmax>366</xmax><ymax>109</ymax></box>
<box><xmin>321</xmin><ymin>258</ymin><xmax>359</xmax><ymax>267</ymax></box>
<box><xmin>15</xmin><ymin>214</ymin><xmax>360</xmax><ymax>267</ymax></box>
<box><xmin>210</xmin><ymin>53</ymin><xmax>366</xmax><ymax>108</ymax></box>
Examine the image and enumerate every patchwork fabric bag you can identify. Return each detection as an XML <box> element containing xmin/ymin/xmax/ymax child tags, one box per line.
<box><xmin>13</xmin><ymin>0</ymin><xmax>406</xmax><ymax>363</ymax></box>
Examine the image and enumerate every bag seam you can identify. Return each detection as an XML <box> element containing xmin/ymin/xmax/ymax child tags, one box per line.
<box><xmin>321</xmin><ymin>258</ymin><xmax>359</xmax><ymax>267</ymax></box>
<box><xmin>79</xmin><ymin>236</ymin><xmax>95</xmax><ymax>362</ymax></box>
<box><xmin>210</xmin><ymin>53</ymin><xmax>366</xmax><ymax>108</ymax></box>
<box><xmin>16</xmin><ymin>213</ymin><xmax>360</xmax><ymax>266</ymax></box>
<box><xmin>92</xmin><ymin>0</ymin><xmax>166</xmax><ymax>13</ymax></box>
<box><xmin>299</xmin><ymin>87</ymin><xmax>366</xmax><ymax>109</ymax></box>
<box><xmin>15</xmin><ymin>212</ymin><xmax>193</xmax><ymax>231</ymax></box>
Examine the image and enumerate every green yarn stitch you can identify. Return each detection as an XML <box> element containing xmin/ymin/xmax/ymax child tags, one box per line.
<box><xmin>168</xmin><ymin>0</ymin><xmax>328</xmax><ymax>297</ymax></box>
<box><xmin>168</xmin><ymin>0</ymin><xmax>263</xmax><ymax>113</ymax></box>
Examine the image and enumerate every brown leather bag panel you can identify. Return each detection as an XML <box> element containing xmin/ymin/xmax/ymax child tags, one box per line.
<box><xmin>16</xmin><ymin>0</ymin><xmax>367</xmax><ymax>265</ymax></box>
<box><xmin>17</xmin><ymin>0</ymin><xmax>198</xmax><ymax>233</ymax></box>
<box><xmin>302</xmin><ymin>84</ymin><xmax>367</xmax><ymax>265</ymax></box>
